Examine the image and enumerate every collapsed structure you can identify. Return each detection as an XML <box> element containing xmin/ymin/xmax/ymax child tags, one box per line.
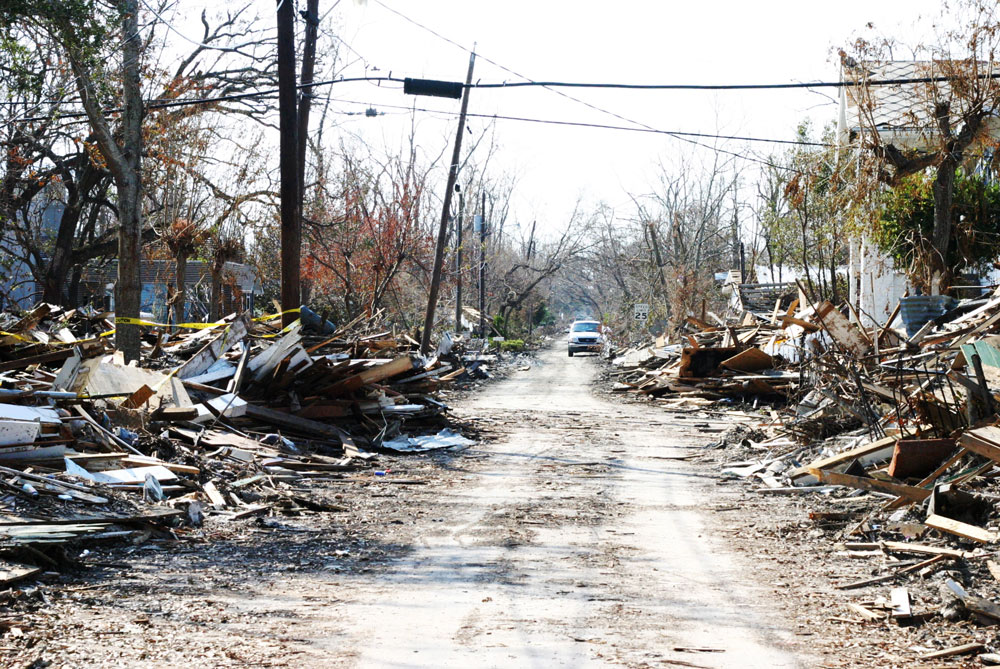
<box><xmin>610</xmin><ymin>285</ymin><xmax>1000</xmax><ymax>661</ymax></box>
<box><xmin>0</xmin><ymin>303</ymin><xmax>481</xmax><ymax>585</ymax></box>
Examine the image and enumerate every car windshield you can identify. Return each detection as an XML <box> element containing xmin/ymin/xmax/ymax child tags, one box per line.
<box><xmin>572</xmin><ymin>322</ymin><xmax>599</xmax><ymax>333</ymax></box>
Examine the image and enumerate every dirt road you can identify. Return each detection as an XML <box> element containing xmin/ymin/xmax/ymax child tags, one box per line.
<box><xmin>313</xmin><ymin>345</ymin><xmax>806</xmax><ymax>667</ymax></box>
<box><xmin>17</xmin><ymin>346</ymin><xmax>810</xmax><ymax>668</ymax></box>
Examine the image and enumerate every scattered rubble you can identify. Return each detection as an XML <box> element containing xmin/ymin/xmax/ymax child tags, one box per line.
<box><xmin>608</xmin><ymin>284</ymin><xmax>1000</xmax><ymax>663</ymax></box>
<box><xmin>0</xmin><ymin>303</ymin><xmax>496</xmax><ymax>590</ymax></box>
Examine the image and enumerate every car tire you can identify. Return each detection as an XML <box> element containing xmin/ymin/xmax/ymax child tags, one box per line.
<box><xmin>568</xmin><ymin>350</ymin><xmax>574</xmax><ymax>357</ymax></box>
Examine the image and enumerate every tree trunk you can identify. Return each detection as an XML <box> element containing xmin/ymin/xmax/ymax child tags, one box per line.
<box><xmin>210</xmin><ymin>270</ymin><xmax>222</xmax><ymax>321</ymax></box>
<box><xmin>173</xmin><ymin>251</ymin><xmax>187</xmax><ymax>327</ymax></box>
<box><xmin>68</xmin><ymin>266</ymin><xmax>82</xmax><ymax>309</ymax></box>
<box><xmin>43</xmin><ymin>203</ymin><xmax>83</xmax><ymax>304</ymax></box>
<box><xmin>930</xmin><ymin>158</ymin><xmax>957</xmax><ymax>294</ymax></box>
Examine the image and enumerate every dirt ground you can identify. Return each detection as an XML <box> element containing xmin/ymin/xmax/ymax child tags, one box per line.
<box><xmin>6</xmin><ymin>343</ymin><xmax>976</xmax><ymax>668</ymax></box>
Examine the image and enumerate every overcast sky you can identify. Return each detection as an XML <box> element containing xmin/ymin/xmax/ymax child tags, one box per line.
<box><xmin>179</xmin><ymin>0</ymin><xmax>947</xmax><ymax>235</ymax></box>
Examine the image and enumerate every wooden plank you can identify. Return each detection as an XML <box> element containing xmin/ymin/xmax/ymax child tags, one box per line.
<box><xmin>244</xmin><ymin>403</ymin><xmax>342</xmax><ymax>439</ymax></box>
<box><xmin>890</xmin><ymin>587</ymin><xmax>911</xmax><ymax>618</ymax></box>
<box><xmin>790</xmin><ymin>436</ymin><xmax>897</xmax><ymax>483</ymax></box>
<box><xmin>0</xmin><ymin>559</ymin><xmax>43</xmax><ymax>587</ymax></box>
<box><xmin>921</xmin><ymin>642</ymin><xmax>985</xmax><ymax>660</ymax></box>
<box><xmin>322</xmin><ymin>356</ymin><xmax>416</xmax><ymax>396</ymax></box>
<box><xmin>0</xmin><ymin>349</ymin><xmax>74</xmax><ymax>372</ymax></box>
<box><xmin>720</xmin><ymin>348</ymin><xmax>773</xmax><ymax>373</ymax></box>
<box><xmin>882</xmin><ymin>541</ymin><xmax>973</xmax><ymax>559</ymax></box>
<box><xmin>780</xmin><ymin>315</ymin><xmax>820</xmax><ymax>332</ymax></box>
<box><xmin>846</xmin><ymin>603</ymin><xmax>882</xmax><ymax>621</ymax></box>
<box><xmin>959</xmin><ymin>426</ymin><xmax>1000</xmax><ymax>464</ymax></box>
<box><xmin>203</xmin><ymin>481</ymin><xmax>227</xmax><ymax>508</ymax></box>
<box><xmin>121</xmin><ymin>384</ymin><xmax>154</xmax><ymax>410</ymax></box>
<box><xmin>120</xmin><ymin>456</ymin><xmax>199</xmax><ymax>475</ymax></box>
<box><xmin>810</xmin><ymin>468</ymin><xmax>930</xmax><ymax>500</ymax></box>
<box><xmin>925</xmin><ymin>513</ymin><xmax>998</xmax><ymax>543</ymax></box>
<box><xmin>814</xmin><ymin>300</ymin><xmax>869</xmax><ymax>355</ymax></box>
<box><xmin>986</xmin><ymin>559</ymin><xmax>1000</xmax><ymax>584</ymax></box>
<box><xmin>174</xmin><ymin>316</ymin><xmax>248</xmax><ymax>379</ymax></box>
<box><xmin>149</xmin><ymin>406</ymin><xmax>200</xmax><ymax>422</ymax></box>
<box><xmin>945</xmin><ymin>578</ymin><xmax>1000</xmax><ymax>622</ymax></box>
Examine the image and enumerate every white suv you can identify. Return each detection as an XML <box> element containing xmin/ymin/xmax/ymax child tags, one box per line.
<box><xmin>567</xmin><ymin>320</ymin><xmax>603</xmax><ymax>356</ymax></box>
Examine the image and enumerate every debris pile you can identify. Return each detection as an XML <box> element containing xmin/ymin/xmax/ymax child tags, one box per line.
<box><xmin>0</xmin><ymin>303</ymin><xmax>477</xmax><ymax>586</ymax></box>
<box><xmin>610</xmin><ymin>286</ymin><xmax>1000</xmax><ymax>661</ymax></box>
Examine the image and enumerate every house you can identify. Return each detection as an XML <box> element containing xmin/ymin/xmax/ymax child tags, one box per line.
<box><xmin>838</xmin><ymin>60</ymin><xmax>1000</xmax><ymax>326</ymax></box>
<box><xmin>78</xmin><ymin>259</ymin><xmax>259</xmax><ymax>322</ymax></box>
<box><xmin>0</xmin><ymin>192</ymin><xmax>64</xmax><ymax>310</ymax></box>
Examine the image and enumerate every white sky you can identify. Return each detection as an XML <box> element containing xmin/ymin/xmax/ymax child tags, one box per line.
<box><xmin>179</xmin><ymin>0</ymin><xmax>947</xmax><ymax>235</ymax></box>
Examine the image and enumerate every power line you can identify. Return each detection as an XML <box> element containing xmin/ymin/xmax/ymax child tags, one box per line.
<box><xmin>468</xmin><ymin>75</ymin><xmax>1000</xmax><ymax>91</ymax></box>
<box><xmin>368</xmin><ymin>0</ymin><xmax>808</xmax><ymax>171</ymax></box>
<box><xmin>324</xmin><ymin>97</ymin><xmax>833</xmax><ymax>147</ymax></box>
<box><xmin>8</xmin><ymin>76</ymin><xmax>403</xmax><ymax>123</ymax></box>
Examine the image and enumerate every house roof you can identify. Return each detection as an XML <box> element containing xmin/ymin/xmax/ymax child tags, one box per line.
<box><xmin>840</xmin><ymin>60</ymin><xmax>1000</xmax><ymax>149</ymax></box>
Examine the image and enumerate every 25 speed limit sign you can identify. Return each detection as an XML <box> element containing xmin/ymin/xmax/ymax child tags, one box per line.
<box><xmin>633</xmin><ymin>303</ymin><xmax>649</xmax><ymax>321</ymax></box>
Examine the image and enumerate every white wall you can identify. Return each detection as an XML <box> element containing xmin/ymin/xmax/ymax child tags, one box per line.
<box><xmin>849</xmin><ymin>237</ymin><xmax>909</xmax><ymax>328</ymax></box>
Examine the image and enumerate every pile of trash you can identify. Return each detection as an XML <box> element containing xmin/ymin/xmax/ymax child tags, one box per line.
<box><xmin>0</xmin><ymin>303</ymin><xmax>483</xmax><ymax>586</ymax></box>
<box><xmin>609</xmin><ymin>286</ymin><xmax>1000</xmax><ymax>661</ymax></box>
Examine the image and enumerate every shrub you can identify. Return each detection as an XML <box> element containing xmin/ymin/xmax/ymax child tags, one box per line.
<box><xmin>499</xmin><ymin>339</ymin><xmax>525</xmax><ymax>353</ymax></box>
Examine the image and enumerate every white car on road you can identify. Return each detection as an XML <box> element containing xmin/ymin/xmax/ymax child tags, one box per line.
<box><xmin>567</xmin><ymin>320</ymin><xmax>603</xmax><ymax>356</ymax></box>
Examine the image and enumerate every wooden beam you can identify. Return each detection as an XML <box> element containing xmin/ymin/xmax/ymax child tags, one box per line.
<box><xmin>809</xmin><ymin>469</ymin><xmax>930</xmax><ymax>502</ymax></box>
<box><xmin>925</xmin><ymin>513</ymin><xmax>998</xmax><ymax>543</ymax></box>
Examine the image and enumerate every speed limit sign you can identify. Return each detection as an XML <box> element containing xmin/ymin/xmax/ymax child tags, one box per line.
<box><xmin>633</xmin><ymin>303</ymin><xmax>649</xmax><ymax>321</ymax></box>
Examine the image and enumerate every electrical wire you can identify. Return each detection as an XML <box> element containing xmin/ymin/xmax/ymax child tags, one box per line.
<box><xmin>321</xmin><ymin>97</ymin><xmax>833</xmax><ymax>147</ymax></box>
<box><xmin>469</xmin><ymin>75</ymin><xmax>1000</xmax><ymax>91</ymax></box>
<box><xmin>369</xmin><ymin>0</ymin><xmax>811</xmax><ymax>171</ymax></box>
<box><xmin>9</xmin><ymin>76</ymin><xmax>403</xmax><ymax>123</ymax></box>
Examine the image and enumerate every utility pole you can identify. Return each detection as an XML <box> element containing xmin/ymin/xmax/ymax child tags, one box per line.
<box><xmin>455</xmin><ymin>191</ymin><xmax>464</xmax><ymax>332</ymax></box>
<box><xmin>296</xmin><ymin>0</ymin><xmax>319</xmax><ymax>220</ymax></box>
<box><xmin>419</xmin><ymin>51</ymin><xmax>476</xmax><ymax>354</ymax></box>
<box><xmin>479</xmin><ymin>190</ymin><xmax>487</xmax><ymax>338</ymax></box>
<box><xmin>277</xmin><ymin>0</ymin><xmax>300</xmax><ymax>328</ymax></box>
<box><xmin>117</xmin><ymin>0</ymin><xmax>142</xmax><ymax>362</ymax></box>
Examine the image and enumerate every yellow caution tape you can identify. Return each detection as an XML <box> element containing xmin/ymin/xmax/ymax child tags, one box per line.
<box><xmin>0</xmin><ymin>331</ymin><xmax>35</xmax><ymax>343</ymax></box>
<box><xmin>257</xmin><ymin>318</ymin><xmax>302</xmax><ymax>338</ymax></box>
<box><xmin>115</xmin><ymin>317</ymin><xmax>228</xmax><ymax>330</ymax></box>
<box><xmin>116</xmin><ymin>307</ymin><xmax>300</xmax><ymax>330</ymax></box>
<box><xmin>0</xmin><ymin>330</ymin><xmax>114</xmax><ymax>346</ymax></box>
<box><xmin>252</xmin><ymin>308</ymin><xmax>301</xmax><ymax>322</ymax></box>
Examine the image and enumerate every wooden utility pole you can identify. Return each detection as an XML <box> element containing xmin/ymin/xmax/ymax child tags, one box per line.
<box><xmin>296</xmin><ymin>0</ymin><xmax>319</xmax><ymax>211</ymax></box>
<box><xmin>479</xmin><ymin>190</ymin><xmax>487</xmax><ymax>338</ymax></box>
<box><xmin>419</xmin><ymin>51</ymin><xmax>476</xmax><ymax>354</ymax></box>
<box><xmin>117</xmin><ymin>0</ymin><xmax>142</xmax><ymax>362</ymax></box>
<box><xmin>455</xmin><ymin>192</ymin><xmax>464</xmax><ymax>332</ymax></box>
<box><xmin>277</xmin><ymin>0</ymin><xmax>300</xmax><ymax>327</ymax></box>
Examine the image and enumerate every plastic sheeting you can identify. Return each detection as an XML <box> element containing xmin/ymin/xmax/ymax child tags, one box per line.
<box><xmin>381</xmin><ymin>428</ymin><xmax>475</xmax><ymax>453</ymax></box>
